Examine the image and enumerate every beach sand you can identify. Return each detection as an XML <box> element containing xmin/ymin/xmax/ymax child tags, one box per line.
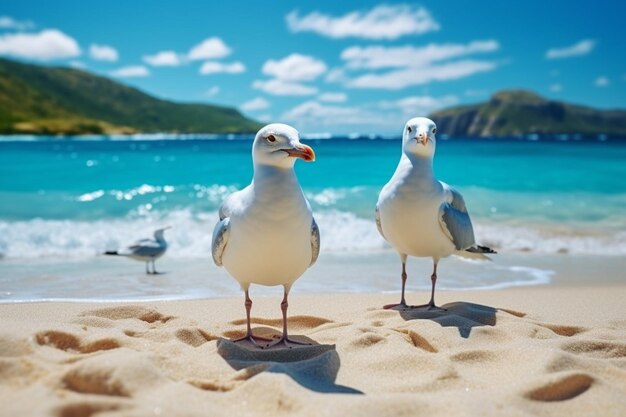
<box><xmin>1</xmin><ymin>286</ymin><xmax>626</xmax><ymax>416</ymax></box>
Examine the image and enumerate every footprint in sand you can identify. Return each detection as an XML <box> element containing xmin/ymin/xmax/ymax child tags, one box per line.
<box><xmin>392</xmin><ymin>329</ymin><xmax>438</xmax><ymax>353</ymax></box>
<box><xmin>81</xmin><ymin>306</ymin><xmax>174</xmax><ymax>324</ymax></box>
<box><xmin>61</xmin><ymin>350</ymin><xmax>165</xmax><ymax>397</ymax></box>
<box><xmin>534</xmin><ymin>323</ymin><xmax>587</xmax><ymax>337</ymax></box>
<box><xmin>562</xmin><ymin>340</ymin><xmax>626</xmax><ymax>359</ymax></box>
<box><xmin>35</xmin><ymin>330</ymin><xmax>121</xmax><ymax>354</ymax></box>
<box><xmin>55</xmin><ymin>401</ymin><xmax>125</xmax><ymax>417</ymax></box>
<box><xmin>525</xmin><ymin>373</ymin><xmax>594</xmax><ymax>402</ymax></box>
<box><xmin>175</xmin><ymin>328</ymin><xmax>218</xmax><ymax>347</ymax></box>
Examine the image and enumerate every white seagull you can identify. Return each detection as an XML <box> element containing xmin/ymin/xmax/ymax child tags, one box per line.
<box><xmin>104</xmin><ymin>227</ymin><xmax>170</xmax><ymax>274</ymax></box>
<box><xmin>376</xmin><ymin>117</ymin><xmax>496</xmax><ymax>309</ymax></box>
<box><xmin>212</xmin><ymin>123</ymin><xmax>319</xmax><ymax>348</ymax></box>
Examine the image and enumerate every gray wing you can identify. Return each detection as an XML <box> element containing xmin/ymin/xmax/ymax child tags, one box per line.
<box><xmin>127</xmin><ymin>239</ymin><xmax>165</xmax><ymax>257</ymax></box>
<box><xmin>310</xmin><ymin>217</ymin><xmax>320</xmax><ymax>267</ymax></box>
<box><xmin>211</xmin><ymin>217</ymin><xmax>230</xmax><ymax>266</ymax></box>
<box><xmin>375</xmin><ymin>204</ymin><xmax>385</xmax><ymax>239</ymax></box>
<box><xmin>438</xmin><ymin>184</ymin><xmax>476</xmax><ymax>250</ymax></box>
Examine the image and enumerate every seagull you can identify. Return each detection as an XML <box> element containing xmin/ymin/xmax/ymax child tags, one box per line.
<box><xmin>104</xmin><ymin>226</ymin><xmax>171</xmax><ymax>274</ymax></box>
<box><xmin>376</xmin><ymin>117</ymin><xmax>496</xmax><ymax>310</ymax></box>
<box><xmin>212</xmin><ymin>123</ymin><xmax>319</xmax><ymax>348</ymax></box>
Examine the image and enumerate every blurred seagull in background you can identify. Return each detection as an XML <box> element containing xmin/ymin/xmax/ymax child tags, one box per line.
<box><xmin>376</xmin><ymin>117</ymin><xmax>496</xmax><ymax>310</ymax></box>
<box><xmin>212</xmin><ymin>123</ymin><xmax>319</xmax><ymax>348</ymax></box>
<box><xmin>105</xmin><ymin>226</ymin><xmax>171</xmax><ymax>274</ymax></box>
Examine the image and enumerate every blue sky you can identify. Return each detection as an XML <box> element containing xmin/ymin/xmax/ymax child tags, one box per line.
<box><xmin>1</xmin><ymin>0</ymin><xmax>624</xmax><ymax>134</ymax></box>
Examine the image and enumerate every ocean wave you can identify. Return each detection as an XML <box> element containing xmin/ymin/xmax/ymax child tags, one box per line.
<box><xmin>475</xmin><ymin>223</ymin><xmax>626</xmax><ymax>256</ymax></box>
<box><xmin>0</xmin><ymin>209</ymin><xmax>625</xmax><ymax>259</ymax></box>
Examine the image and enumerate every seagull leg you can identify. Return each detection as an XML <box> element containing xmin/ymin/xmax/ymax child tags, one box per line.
<box><xmin>145</xmin><ymin>261</ymin><xmax>150</xmax><ymax>275</ymax></box>
<box><xmin>152</xmin><ymin>259</ymin><xmax>158</xmax><ymax>274</ymax></box>
<box><xmin>266</xmin><ymin>286</ymin><xmax>310</xmax><ymax>348</ymax></box>
<box><xmin>231</xmin><ymin>289</ymin><xmax>272</xmax><ymax>348</ymax></box>
<box><xmin>384</xmin><ymin>255</ymin><xmax>408</xmax><ymax>309</ymax></box>
<box><xmin>412</xmin><ymin>261</ymin><xmax>447</xmax><ymax>311</ymax></box>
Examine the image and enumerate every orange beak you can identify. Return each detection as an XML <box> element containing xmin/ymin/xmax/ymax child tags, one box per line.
<box><xmin>284</xmin><ymin>144</ymin><xmax>316</xmax><ymax>162</ymax></box>
<box><xmin>417</xmin><ymin>133</ymin><xmax>428</xmax><ymax>146</ymax></box>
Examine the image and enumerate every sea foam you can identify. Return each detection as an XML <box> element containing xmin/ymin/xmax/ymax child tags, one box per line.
<box><xmin>1</xmin><ymin>209</ymin><xmax>625</xmax><ymax>259</ymax></box>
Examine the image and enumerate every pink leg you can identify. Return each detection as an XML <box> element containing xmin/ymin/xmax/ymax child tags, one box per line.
<box><xmin>231</xmin><ymin>289</ymin><xmax>272</xmax><ymax>348</ymax></box>
<box><xmin>265</xmin><ymin>287</ymin><xmax>311</xmax><ymax>348</ymax></box>
<box><xmin>411</xmin><ymin>261</ymin><xmax>447</xmax><ymax>311</ymax></box>
<box><xmin>384</xmin><ymin>258</ymin><xmax>408</xmax><ymax>309</ymax></box>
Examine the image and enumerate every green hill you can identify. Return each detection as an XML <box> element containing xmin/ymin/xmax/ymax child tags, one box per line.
<box><xmin>0</xmin><ymin>58</ymin><xmax>262</xmax><ymax>135</ymax></box>
<box><xmin>429</xmin><ymin>90</ymin><xmax>626</xmax><ymax>137</ymax></box>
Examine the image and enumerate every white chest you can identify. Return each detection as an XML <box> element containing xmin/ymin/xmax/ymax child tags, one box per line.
<box><xmin>222</xmin><ymin>180</ymin><xmax>313</xmax><ymax>287</ymax></box>
<box><xmin>378</xmin><ymin>167</ymin><xmax>454</xmax><ymax>258</ymax></box>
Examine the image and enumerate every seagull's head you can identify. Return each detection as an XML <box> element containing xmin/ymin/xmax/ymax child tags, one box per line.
<box><xmin>153</xmin><ymin>226</ymin><xmax>171</xmax><ymax>240</ymax></box>
<box><xmin>252</xmin><ymin>123</ymin><xmax>316</xmax><ymax>168</ymax></box>
<box><xmin>402</xmin><ymin>117</ymin><xmax>437</xmax><ymax>158</ymax></box>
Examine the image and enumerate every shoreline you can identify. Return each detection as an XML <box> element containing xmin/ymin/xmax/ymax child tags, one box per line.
<box><xmin>2</xmin><ymin>252</ymin><xmax>626</xmax><ymax>303</ymax></box>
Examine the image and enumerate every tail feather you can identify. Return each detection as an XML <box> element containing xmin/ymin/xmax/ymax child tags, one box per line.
<box><xmin>104</xmin><ymin>251</ymin><xmax>119</xmax><ymax>256</ymax></box>
<box><xmin>457</xmin><ymin>244</ymin><xmax>497</xmax><ymax>261</ymax></box>
<box><xmin>466</xmin><ymin>245</ymin><xmax>497</xmax><ymax>254</ymax></box>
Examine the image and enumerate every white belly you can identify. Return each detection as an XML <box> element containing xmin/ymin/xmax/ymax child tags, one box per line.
<box><xmin>222</xmin><ymin>207</ymin><xmax>312</xmax><ymax>288</ymax></box>
<box><xmin>379</xmin><ymin>184</ymin><xmax>455</xmax><ymax>259</ymax></box>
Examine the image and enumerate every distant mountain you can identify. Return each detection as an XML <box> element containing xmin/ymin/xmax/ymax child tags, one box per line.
<box><xmin>429</xmin><ymin>90</ymin><xmax>626</xmax><ymax>137</ymax></box>
<box><xmin>0</xmin><ymin>58</ymin><xmax>261</xmax><ymax>135</ymax></box>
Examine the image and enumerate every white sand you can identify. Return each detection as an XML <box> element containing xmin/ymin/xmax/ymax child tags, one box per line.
<box><xmin>1</xmin><ymin>286</ymin><xmax>626</xmax><ymax>416</ymax></box>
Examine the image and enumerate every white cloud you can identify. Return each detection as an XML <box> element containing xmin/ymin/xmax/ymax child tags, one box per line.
<box><xmin>199</xmin><ymin>61</ymin><xmax>245</xmax><ymax>74</ymax></box>
<box><xmin>188</xmin><ymin>37</ymin><xmax>231</xmax><ymax>60</ymax></box>
<box><xmin>282</xmin><ymin>97</ymin><xmax>459</xmax><ymax>133</ymax></box>
<box><xmin>0</xmin><ymin>16</ymin><xmax>35</xmax><ymax>30</ymax></box>
<box><xmin>204</xmin><ymin>86</ymin><xmax>220</xmax><ymax>97</ymax></box>
<box><xmin>110</xmin><ymin>65</ymin><xmax>150</xmax><ymax>78</ymax></box>
<box><xmin>286</xmin><ymin>4</ymin><xmax>439</xmax><ymax>40</ymax></box>
<box><xmin>282</xmin><ymin>101</ymin><xmax>383</xmax><ymax>126</ymax></box>
<box><xmin>143</xmin><ymin>50</ymin><xmax>182</xmax><ymax>66</ymax></box>
<box><xmin>241</xmin><ymin>97</ymin><xmax>270</xmax><ymax>111</ymax></box>
<box><xmin>262</xmin><ymin>54</ymin><xmax>327</xmax><ymax>81</ymax></box>
<box><xmin>594</xmin><ymin>76</ymin><xmax>609</xmax><ymax>87</ymax></box>
<box><xmin>68</xmin><ymin>60</ymin><xmax>86</xmax><ymax>69</ymax></box>
<box><xmin>546</xmin><ymin>39</ymin><xmax>595</xmax><ymax>59</ymax></box>
<box><xmin>325</xmin><ymin>68</ymin><xmax>347</xmax><ymax>83</ymax></box>
<box><xmin>318</xmin><ymin>92</ymin><xmax>348</xmax><ymax>102</ymax></box>
<box><xmin>89</xmin><ymin>44</ymin><xmax>118</xmax><ymax>62</ymax></box>
<box><xmin>549</xmin><ymin>83</ymin><xmax>563</xmax><ymax>92</ymax></box>
<box><xmin>255</xmin><ymin>54</ymin><xmax>326</xmax><ymax>96</ymax></box>
<box><xmin>0</xmin><ymin>29</ymin><xmax>80</xmax><ymax>60</ymax></box>
<box><xmin>253</xmin><ymin>79</ymin><xmax>318</xmax><ymax>96</ymax></box>
<box><xmin>378</xmin><ymin>95</ymin><xmax>459</xmax><ymax>115</ymax></box>
<box><xmin>341</xmin><ymin>40</ymin><xmax>499</xmax><ymax>69</ymax></box>
<box><xmin>336</xmin><ymin>40</ymin><xmax>500</xmax><ymax>90</ymax></box>
<box><xmin>347</xmin><ymin>59</ymin><xmax>497</xmax><ymax>90</ymax></box>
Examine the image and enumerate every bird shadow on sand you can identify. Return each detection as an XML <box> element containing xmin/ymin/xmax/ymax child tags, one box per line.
<box><xmin>393</xmin><ymin>302</ymin><xmax>498</xmax><ymax>338</ymax></box>
<box><xmin>217</xmin><ymin>337</ymin><xmax>362</xmax><ymax>394</ymax></box>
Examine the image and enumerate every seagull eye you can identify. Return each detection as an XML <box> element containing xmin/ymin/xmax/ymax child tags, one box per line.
<box><xmin>432</xmin><ymin>128</ymin><xmax>437</xmax><ymax>134</ymax></box>
<box><xmin>266</xmin><ymin>134</ymin><xmax>276</xmax><ymax>143</ymax></box>
<box><xmin>407</xmin><ymin>126</ymin><xmax>412</xmax><ymax>133</ymax></box>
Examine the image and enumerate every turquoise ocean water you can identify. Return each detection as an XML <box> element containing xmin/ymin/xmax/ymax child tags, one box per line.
<box><xmin>1</xmin><ymin>135</ymin><xmax>625</xmax><ymax>300</ymax></box>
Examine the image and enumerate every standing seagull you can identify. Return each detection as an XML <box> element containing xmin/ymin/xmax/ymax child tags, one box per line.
<box><xmin>376</xmin><ymin>117</ymin><xmax>496</xmax><ymax>310</ymax></box>
<box><xmin>104</xmin><ymin>227</ymin><xmax>170</xmax><ymax>274</ymax></box>
<box><xmin>212</xmin><ymin>123</ymin><xmax>319</xmax><ymax>348</ymax></box>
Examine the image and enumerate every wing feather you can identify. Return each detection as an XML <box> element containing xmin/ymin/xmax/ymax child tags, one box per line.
<box><xmin>438</xmin><ymin>183</ymin><xmax>476</xmax><ymax>250</ymax></box>
<box><xmin>211</xmin><ymin>217</ymin><xmax>230</xmax><ymax>266</ymax></box>
<box><xmin>310</xmin><ymin>217</ymin><xmax>320</xmax><ymax>266</ymax></box>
